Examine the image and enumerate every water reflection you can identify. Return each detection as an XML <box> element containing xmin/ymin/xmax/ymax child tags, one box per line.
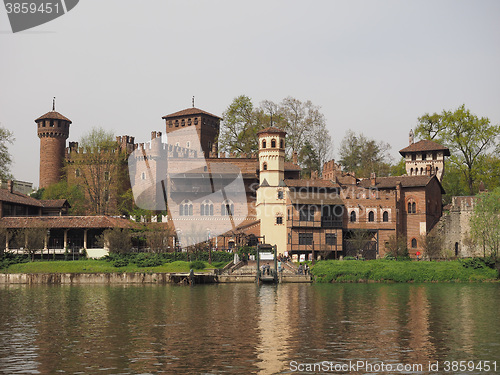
<box><xmin>0</xmin><ymin>283</ymin><xmax>499</xmax><ymax>374</ymax></box>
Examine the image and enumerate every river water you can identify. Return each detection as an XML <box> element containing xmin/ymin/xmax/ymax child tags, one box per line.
<box><xmin>0</xmin><ymin>283</ymin><xmax>499</xmax><ymax>374</ymax></box>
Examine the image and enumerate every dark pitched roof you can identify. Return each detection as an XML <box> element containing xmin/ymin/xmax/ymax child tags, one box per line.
<box><xmin>357</xmin><ymin>175</ymin><xmax>445</xmax><ymax>193</ymax></box>
<box><xmin>285</xmin><ymin>179</ymin><xmax>339</xmax><ymax>188</ymax></box>
<box><xmin>40</xmin><ymin>199</ymin><xmax>70</xmax><ymax>208</ymax></box>
<box><xmin>0</xmin><ymin>216</ymin><xmax>137</xmax><ymax>229</ymax></box>
<box><xmin>162</xmin><ymin>107</ymin><xmax>222</xmax><ymax>120</ymax></box>
<box><xmin>284</xmin><ymin>162</ymin><xmax>301</xmax><ymax>171</ymax></box>
<box><xmin>399</xmin><ymin>139</ymin><xmax>450</xmax><ymax>156</ymax></box>
<box><xmin>257</xmin><ymin>126</ymin><xmax>286</xmax><ymax>135</ymax></box>
<box><xmin>34</xmin><ymin>111</ymin><xmax>72</xmax><ymax>123</ymax></box>
<box><xmin>0</xmin><ymin>189</ymin><xmax>43</xmax><ymax>207</ymax></box>
<box><xmin>288</xmin><ymin>191</ymin><xmax>343</xmax><ymax>205</ymax></box>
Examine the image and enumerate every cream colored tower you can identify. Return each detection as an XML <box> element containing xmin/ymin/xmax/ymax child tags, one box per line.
<box><xmin>256</xmin><ymin>127</ymin><xmax>287</xmax><ymax>255</ymax></box>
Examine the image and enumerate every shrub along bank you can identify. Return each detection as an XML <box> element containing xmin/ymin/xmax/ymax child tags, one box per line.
<box><xmin>311</xmin><ymin>258</ymin><xmax>499</xmax><ymax>283</ymax></box>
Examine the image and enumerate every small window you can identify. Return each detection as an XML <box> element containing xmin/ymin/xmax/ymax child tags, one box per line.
<box><xmin>262</xmin><ymin>140</ymin><xmax>266</xmax><ymax>149</ymax></box>
<box><xmin>168</xmin><ymin>121</ymin><xmax>173</xmax><ymax>128</ymax></box>
<box><xmin>326</xmin><ymin>233</ymin><xmax>336</xmax><ymax>245</ymax></box>
<box><xmin>141</xmin><ymin>172</ymin><xmax>146</xmax><ymax>180</ymax></box>
<box><xmin>432</xmin><ymin>152</ymin><xmax>437</xmax><ymax>160</ymax></box>
<box><xmin>383</xmin><ymin>211</ymin><xmax>389</xmax><ymax>222</ymax></box>
<box><xmin>263</xmin><ymin>163</ymin><xmax>267</xmax><ymax>171</ymax></box>
<box><xmin>280</xmin><ymin>139</ymin><xmax>284</xmax><ymax>149</ymax></box>
<box><xmin>410</xmin><ymin>168</ymin><xmax>414</xmax><ymax>176</ymax></box>
<box><xmin>299</xmin><ymin>233</ymin><xmax>313</xmax><ymax>245</ymax></box>
<box><xmin>412</xmin><ymin>202</ymin><xmax>416</xmax><ymax>213</ymax></box>
<box><xmin>201</xmin><ymin>200</ymin><xmax>214</xmax><ymax>216</ymax></box>
<box><xmin>411</xmin><ymin>238</ymin><xmax>417</xmax><ymax>248</ymax></box>
<box><xmin>104</xmin><ymin>171</ymin><xmax>110</xmax><ymax>181</ymax></box>
<box><xmin>186</xmin><ymin>141</ymin><xmax>190</xmax><ymax>148</ymax></box>
<box><xmin>194</xmin><ymin>118</ymin><xmax>198</xmax><ymax>125</ymax></box>
<box><xmin>276</xmin><ymin>217</ymin><xmax>283</xmax><ymax>225</ymax></box>
<box><xmin>188</xmin><ymin>118</ymin><xmax>192</xmax><ymax>126</ymax></box>
<box><xmin>175</xmin><ymin>120</ymin><xmax>179</xmax><ymax>127</ymax></box>
<box><xmin>408</xmin><ymin>202</ymin><xmax>412</xmax><ymax>213</ymax></box>
<box><xmin>104</xmin><ymin>189</ymin><xmax>109</xmax><ymax>203</ymax></box>
<box><xmin>181</xmin><ymin>119</ymin><xmax>185</xmax><ymax>127</ymax></box>
<box><xmin>288</xmin><ymin>233</ymin><xmax>292</xmax><ymax>244</ymax></box>
<box><xmin>368</xmin><ymin>211</ymin><xmax>374</xmax><ymax>222</ymax></box>
<box><xmin>411</xmin><ymin>154</ymin><xmax>416</xmax><ymax>161</ymax></box>
<box><xmin>350</xmin><ymin>211</ymin><xmax>356</xmax><ymax>222</ymax></box>
<box><xmin>271</xmin><ymin>139</ymin><xmax>276</xmax><ymax>148</ymax></box>
<box><xmin>287</xmin><ymin>209</ymin><xmax>291</xmax><ymax>220</ymax></box>
<box><xmin>422</xmin><ymin>153</ymin><xmax>426</xmax><ymax>161</ymax></box>
<box><xmin>277</xmin><ymin>190</ymin><xmax>284</xmax><ymax>199</ymax></box>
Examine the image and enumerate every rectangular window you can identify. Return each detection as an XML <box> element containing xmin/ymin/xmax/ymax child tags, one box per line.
<box><xmin>276</xmin><ymin>217</ymin><xmax>283</xmax><ymax>225</ymax></box>
<box><xmin>299</xmin><ymin>233</ymin><xmax>313</xmax><ymax>245</ymax></box>
<box><xmin>299</xmin><ymin>206</ymin><xmax>315</xmax><ymax>221</ymax></box>
<box><xmin>326</xmin><ymin>233</ymin><xmax>336</xmax><ymax>245</ymax></box>
<box><xmin>104</xmin><ymin>171</ymin><xmax>110</xmax><ymax>181</ymax></box>
<box><xmin>277</xmin><ymin>190</ymin><xmax>284</xmax><ymax>199</ymax></box>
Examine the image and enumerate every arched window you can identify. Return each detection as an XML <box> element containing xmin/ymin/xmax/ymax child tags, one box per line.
<box><xmin>410</xmin><ymin>168</ymin><xmax>414</xmax><ymax>176</ymax></box>
<box><xmin>408</xmin><ymin>202</ymin><xmax>412</xmax><ymax>213</ymax></box>
<box><xmin>411</xmin><ymin>238</ymin><xmax>417</xmax><ymax>248</ymax></box>
<box><xmin>263</xmin><ymin>162</ymin><xmax>267</xmax><ymax>171</ymax></box>
<box><xmin>383</xmin><ymin>211</ymin><xmax>389</xmax><ymax>222</ymax></box>
<box><xmin>368</xmin><ymin>211</ymin><xmax>374</xmax><ymax>222</ymax></box>
<box><xmin>180</xmin><ymin>200</ymin><xmax>193</xmax><ymax>216</ymax></box>
<box><xmin>455</xmin><ymin>242</ymin><xmax>459</xmax><ymax>256</ymax></box>
<box><xmin>412</xmin><ymin>202</ymin><xmax>416</xmax><ymax>213</ymax></box>
<box><xmin>262</xmin><ymin>140</ymin><xmax>266</xmax><ymax>149</ymax></box>
<box><xmin>350</xmin><ymin>211</ymin><xmax>356</xmax><ymax>222</ymax></box>
<box><xmin>271</xmin><ymin>138</ymin><xmax>276</xmax><ymax>148</ymax></box>
<box><xmin>420</xmin><ymin>167</ymin><xmax>424</xmax><ymax>175</ymax></box>
<box><xmin>201</xmin><ymin>200</ymin><xmax>213</xmax><ymax>216</ymax></box>
<box><xmin>221</xmin><ymin>200</ymin><xmax>234</xmax><ymax>216</ymax></box>
<box><xmin>280</xmin><ymin>139</ymin><xmax>284</xmax><ymax>149</ymax></box>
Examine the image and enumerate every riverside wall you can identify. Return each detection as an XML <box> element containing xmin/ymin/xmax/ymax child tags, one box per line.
<box><xmin>0</xmin><ymin>273</ymin><xmax>217</xmax><ymax>284</ymax></box>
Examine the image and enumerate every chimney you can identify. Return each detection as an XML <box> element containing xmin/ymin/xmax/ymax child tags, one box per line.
<box><xmin>370</xmin><ymin>172</ymin><xmax>376</xmax><ymax>186</ymax></box>
<box><xmin>7</xmin><ymin>180</ymin><xmax>13</xmax><ymax>193</ymax></box>
<box><xmin>292</xmin><ymin>151</ymin><xmax>298</xmax><ymax>165</ymax></box>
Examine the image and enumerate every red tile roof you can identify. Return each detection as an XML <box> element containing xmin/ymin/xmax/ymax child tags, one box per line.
<box><xmin>34</xmin><ymin>111</ymin><xmax>72</xmax><ymax>123</ymax></box>
<box><xmin>285</xmin><ymin>179</ymin><xmax>339</xmax><ymax>188</ymax></box>
<box><xmin>284</xmin><ymin>162</ymin><xmax>301</xmax><ymax>171</ymax></box>
<box><xmin>257</xmin><ymin>126</ymin><xmax>286</xmax><ymax>135</ymax></box>
<box><xmin>162</xmin><ymin>107</ymin><xmax>222</xmax><ymax>120</ymax></box>
<box><xmin>399</xmin><ymin>139</ymin><xmax>450</xmax><ymax>156</ymax></box>
<box><xmin>357</xmin><ymin>175</ymin><xmax>445</xmax><ymax>192</ymax></box>
<box><xmin>40</xmin><ymin>199</ymin><xmax>70</xmax><ymax>208</ymax></box>
<box><xmin>0</xmin><ymin>189</ymin><xmax>43</xmax><ymax>207</ymax></box>
<box><xmin>0</xmin><ymin>216</ymin><xmax>137</xmax><ymax>229</ymax></box>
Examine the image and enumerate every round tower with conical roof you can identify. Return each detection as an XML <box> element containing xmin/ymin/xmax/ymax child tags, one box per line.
<box><xmin>35</xmin><ymin>99</ymin><xmax>72</xmax><ymax>188</ymax></box>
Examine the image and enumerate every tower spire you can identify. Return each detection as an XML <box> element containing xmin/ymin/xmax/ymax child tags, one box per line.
<box><xmin>52</xmin><ymin>97</ymin><xmax>56</xmax><ymax>111</ymax></box>
<box><xmin>192</xmin><ymin>96</ymin><xmax>195</xmax><ymax>108</ymax></box>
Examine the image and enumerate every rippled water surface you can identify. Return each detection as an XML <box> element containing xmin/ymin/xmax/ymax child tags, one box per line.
<box><xmin>0</xmin><ymin>283</ymin><xmax>499</xmax><ymax>374</ymax></box>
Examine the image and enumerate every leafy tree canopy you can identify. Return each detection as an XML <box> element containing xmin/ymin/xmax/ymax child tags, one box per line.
<box><xmin>0</xmin><ymin>125</ymin><xmax>14</xmax><ymax>181</ymax></box>
<box><xmin>338</xmin><ymin>130</ymin><xmax>392</xmax><ymax>178</ymax></box>
<box><xmin>415</xmin><ymin>105</ymin><xmax>500</xmax><ymax>195</ymax></box>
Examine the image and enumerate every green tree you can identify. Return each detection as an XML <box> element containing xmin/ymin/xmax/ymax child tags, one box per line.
<box><xmin>390</xmin><ymin>157</ymin><xmax>406</xmax><ymax>176</ymax></box>
<box><xmin>42</xmin><ymin>180</ymin><xmax>86</xmax><ymax>214</ymax></box>
<box><xmin>72</xmin><ymin>127</ymin><xmax>126</xmax><ymax>215</ymax></box>
<box><xmin>384</xmin><ymin>234</ymin><xmax>409</xmax><ymax>260</ymax></box>
<box><xmin>299</xmin><ymin>141</ymin><xmax>320</xmax><ymax>178</ymax></box>
<box><xmin>470</xmin><ymin>188</ymin><xmax>500</xmax><ymax>261</ymax></box>
<box><xmin>415</xmin><ymin>105</ymin><xmax>500</xmax><ymax>195</ymax></box>
<box><xmin>338</xmin><ymin>130</ymin><xmax>392</xmax><ymax>178</ymax></box>
<box><xmin>103</xmin><ymin>228</ymin><xmax>132</xmax><ymax>254</ymax></box>
<box><xmin>0</xmin><ymin>125</ymin><xmax>14</xmax><ymax>180</ymax></box>
<box><xmin>219</xmin><ymin>95</ymin><xmax>264</xmax><ymax>155</ymax></box>
<box><xmin>420</xmin><ymin>231</ymin><xmax>444</xmax><ymax>261</ymax></box>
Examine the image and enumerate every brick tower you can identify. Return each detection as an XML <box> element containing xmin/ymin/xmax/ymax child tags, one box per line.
<box><xmin>35</xmin><ymin>99</ymin><xmax>72</xmax><ymax>188</ymax></box>
<box><xmin>162</xmin><ymin>107</ymin><xmax>221</xmax><ymax>158</ymax></box>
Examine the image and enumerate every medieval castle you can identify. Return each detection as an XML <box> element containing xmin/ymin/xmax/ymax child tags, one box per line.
<box><xmin>26</xmin><ymin>100</ymin><xmax>456</xmax><ymax>259</ymax></box>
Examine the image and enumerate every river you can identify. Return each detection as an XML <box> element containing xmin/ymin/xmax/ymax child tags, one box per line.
<box><xmin>0</xmin><ymin>283</ymin><xmax>499</xmax><ymax>374</ymax></box>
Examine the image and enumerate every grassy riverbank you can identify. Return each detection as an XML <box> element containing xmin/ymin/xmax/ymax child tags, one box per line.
<box><xmin>311</xmin><ymin>259</ymin><xmax>499</xmax><ymax>283</ymax></box>
<box><xmin>1</xmin><ymin>260</ymin><xmax>220</xmax><ymax>274</ymax></box>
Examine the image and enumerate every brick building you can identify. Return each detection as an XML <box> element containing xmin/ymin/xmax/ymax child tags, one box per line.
<box><xmin>35</xmin><ymin>103</ymin><xmax>449</xmax><ymax>258</ymax></box>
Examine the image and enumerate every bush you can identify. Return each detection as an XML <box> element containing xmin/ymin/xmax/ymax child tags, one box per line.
<box><xmin>189</xmin><ymin>260</ymin><xmax>205</xmax><ymax>270</ymax></box>
<box><xmin>0</xmin><ymin>253</ymin><xmax>29</xmax><ymax>270</ymax></box>
<box><xmin>113</xmin><ymin>259</ymin><xmax>129</xmax><ymax>268</ymax></box>
<box><xmin>135</xmin><ymin>253</ymin><xmax>164</xmax><ymax>267</ymax></box>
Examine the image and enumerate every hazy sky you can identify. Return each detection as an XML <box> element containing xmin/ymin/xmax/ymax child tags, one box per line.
<box><xmin>1</xmin><ymin>0</ymin><xmax>499</xmax><ymax>188</ymax></box>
